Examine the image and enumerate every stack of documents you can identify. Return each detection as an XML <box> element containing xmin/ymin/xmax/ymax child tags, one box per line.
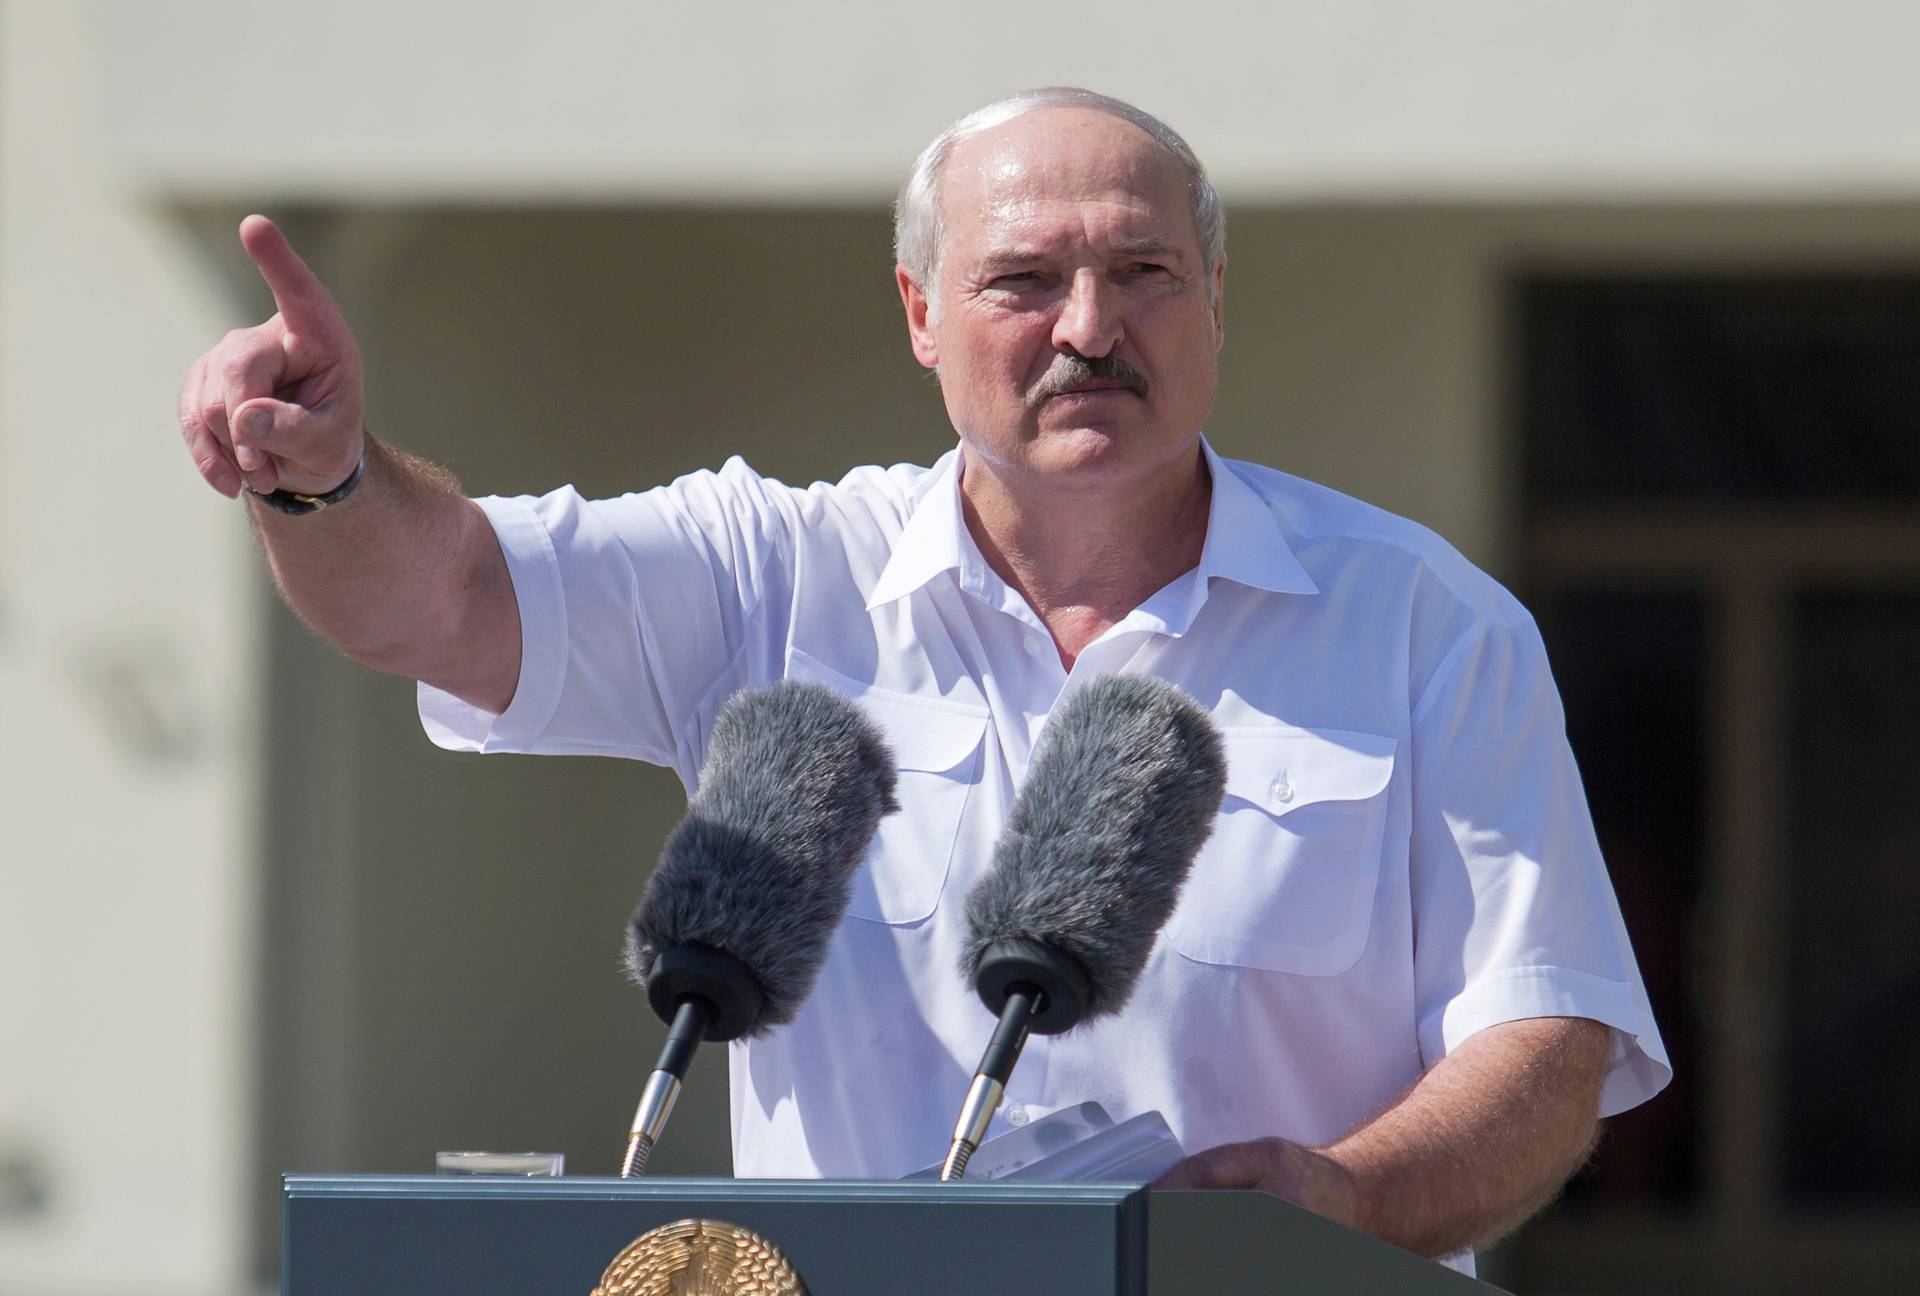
<box><xmin>906</xmin><ymin>1103</ymin><xmax>1183</xmax><ymax>1183</ymax></box>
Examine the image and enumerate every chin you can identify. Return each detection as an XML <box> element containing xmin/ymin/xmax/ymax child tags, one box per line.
<box><xmin>1021</xmin><ymin>424</ymin><xmax>1176</xmax><ymax>486</ymax></box>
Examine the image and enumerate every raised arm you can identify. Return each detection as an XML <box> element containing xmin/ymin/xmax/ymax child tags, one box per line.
<box><xmin>1154</xmin><ymin>1015</ymin><xmax>1612</xmax><ymax>1258</ymax></box>
<box><xmin>176</xmin><ymin>216</ymin><xmax>519</xmax><ymax>713</ymax></box>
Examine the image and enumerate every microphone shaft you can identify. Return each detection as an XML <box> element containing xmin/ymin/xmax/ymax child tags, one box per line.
<box><xmin>979</xmin><ymin>987</ymin><xmax>1036</xmax><ymax>1083</ymax></box>
<box><xmin>659</xmin><ymin>994</ymin><xmax>709</xmax><ymax>1075</ymax></box>
<box><xmin>621</xmin><ymin>996</ymin><xmax>715</xmax><ymax>1177</ymax></box>
<box><xmin>940</xmin><ymin>988</ymin><xmax>1038</xmax><ymax>1180</ymax></box>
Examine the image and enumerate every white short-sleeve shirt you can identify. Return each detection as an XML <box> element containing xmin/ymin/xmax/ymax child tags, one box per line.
<box><xmin>421</xmin><ymin>438</ymin><xmax>1670</xmax><ymax>1190</ymax></box>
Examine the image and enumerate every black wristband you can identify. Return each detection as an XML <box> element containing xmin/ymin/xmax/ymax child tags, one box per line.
<box><xmin>243</xmin><ymin>450</ymin><xmax>367</xmax><ymax>516</ymax></box>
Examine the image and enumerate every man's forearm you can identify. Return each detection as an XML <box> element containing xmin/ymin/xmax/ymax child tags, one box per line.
<box><xmin>1154</xmin><ymin>1015</ymin><xmax>1612</xmax><ymax>1258</ymax></box>
<box><xmin>1324</xmin><ymin>1016</ymin><xmax>1611</xmax><ymax>1257</ymax></box>
<box><xmin>249</xmin><ymin>435</ymin><xmax>521</xmax><ymax>713</ymax></box>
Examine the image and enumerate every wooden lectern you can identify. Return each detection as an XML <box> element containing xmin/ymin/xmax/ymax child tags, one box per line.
<box><xmin>283</xmin><ymin>1175</ymin><xmax>1502</xmax><ymax>1294</ymax></box>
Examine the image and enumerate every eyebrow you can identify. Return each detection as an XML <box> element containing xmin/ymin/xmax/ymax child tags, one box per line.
<box><xmin>972</xmin><ymin>237</ymin><xmax>1186</xmax><ymax>275</ymax></box>
<box><xmin>1107</xmin><ymin>237</ymin><xmax>1183</xmax><ymax>260</ymax></box>
<box><xmin>973</xmin><ymin>248</ymin><xmax>1049</xmax><ymax>275</ymax></box>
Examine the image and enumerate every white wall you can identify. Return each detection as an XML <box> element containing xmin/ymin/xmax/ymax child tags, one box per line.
<box><xmin>0</xmin><ymin>3</ymin><xmax>260</xmax><ymax>1291</ymax></box>
<box><xmin>107</xmin><ymin>0</ymin><xmax>1920</xmax><ymax>204</ymax></box>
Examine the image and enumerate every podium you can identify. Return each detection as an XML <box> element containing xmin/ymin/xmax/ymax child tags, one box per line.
<box><xmin>283</xmin><ymin>1175</ymin><xmax>1501</xmax><ymax>1293</ymax></box>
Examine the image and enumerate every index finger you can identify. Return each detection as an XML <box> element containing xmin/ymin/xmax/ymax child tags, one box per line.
<box><xmin>238</xmin><ymin>214</ymin><xmax>340</xmax><ymax>333</ymax></box>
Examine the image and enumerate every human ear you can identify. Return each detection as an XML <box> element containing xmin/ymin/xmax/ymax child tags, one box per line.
<box><xmin>897</xmin><ymin>265</ymin><xmax>941</xmax><ymax>369</ymax></box>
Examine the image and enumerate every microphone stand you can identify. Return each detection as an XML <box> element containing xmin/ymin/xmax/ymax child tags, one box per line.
<box><xmin>618</xmin><ymin>944</ymin><xmax>762</xmax><ymax>1177</ymax></box>
<box><xmin>939</xmin><ymin>940</ymin><xmax>1091</xmax><ymax>1181</ymax></box>
<box><xmin>621</xmin><ymin>996</ymin><xmax>714</xmax><ymax>1177</ymax></box>
<box><xmin>941</xmin><ymin>987</ymin><xmax>1039</xmax><ymax>1180</ymax></box>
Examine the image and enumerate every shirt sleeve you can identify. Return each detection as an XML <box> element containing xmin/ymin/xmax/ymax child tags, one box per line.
<box><xmin>1407</xmin><ymin>615</ymin><xmax>1672</xmax><ymax>1118</ymax></box>
<box><xmin>417</xmin><ymin>456</ymin><xmax>796</xmax><ymax>777</ymax></box>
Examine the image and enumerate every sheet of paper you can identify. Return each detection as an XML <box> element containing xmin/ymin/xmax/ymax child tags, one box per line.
<box><xmin>905</xmin><ymin>1102</ymin><xmax>1183</xmax><ymax>1183</ymax></box>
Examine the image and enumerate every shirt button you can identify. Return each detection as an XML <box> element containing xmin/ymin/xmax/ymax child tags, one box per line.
<box><xmin>1023</xmin><ymin>634</ymin><xmax>1043</xmax><ymax>657</ymax></box>
<box><xmin>1005</xmin><ymin>1103</ymin><xmax>1030</xmax><ymax>1128</ymax></box>
<box><xmin>1269</xmin><ymin>775</ymin><xmax>1294</xmax><ymax>806</ymax></box>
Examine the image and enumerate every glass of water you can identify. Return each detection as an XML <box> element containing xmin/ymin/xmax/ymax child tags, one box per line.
<box><xmin>434</xmin><ymin>1151</ymin><xmax>565</xmax><ymax>1176</ymax></box>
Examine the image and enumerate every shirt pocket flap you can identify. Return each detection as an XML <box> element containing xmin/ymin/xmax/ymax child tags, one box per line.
<box><xmin>873</xmin><ymin>696</ymin><xmax>992</xmax><ymax>775</ymax></box>
<box><xmin>1219</xmin><ymin>726</ymin><xmax>1397</xmax><ymax>818</ymax></box>
<box><xmin>1168</xmin><ymin>724</ymin><xmax>1398</xmax><ymax>976</ymax></box>
<box><xmin>786</xmin><ymin>648</ymin><xmax>989</xmax><ymax>924</ymax></box>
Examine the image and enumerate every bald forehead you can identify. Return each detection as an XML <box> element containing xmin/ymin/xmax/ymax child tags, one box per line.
<box><xmin>942</xmin><ymin>106</ymin><xmax>1188</xmax><ymax>219</ymax></box>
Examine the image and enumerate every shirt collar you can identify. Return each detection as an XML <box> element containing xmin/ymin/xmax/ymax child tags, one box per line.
<box><xmin>1191</xmin><ymin>435</ymin><xmax>1318</xmax><ymax>598</ymax></box>
<box><xmin>866</xmin><ymin>448</ymin><xmax>972</xmax><ymax>611</ymax></box>
<box><xmin>865</xmin><ymin>436</ymin><xmax>1318</xmax><ymax>615</ymax></box>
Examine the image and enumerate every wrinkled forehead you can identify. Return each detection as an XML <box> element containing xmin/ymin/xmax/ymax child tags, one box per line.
<box><xmin>937</xmin><ymin>107</ymin><xmax>1199</xmax><ymax>262</ymax></box>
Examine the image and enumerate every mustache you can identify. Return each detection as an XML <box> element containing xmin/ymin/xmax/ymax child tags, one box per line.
<box><xmin>1026</xmin><ymin>354</ymin><xmax>1150</xmax><ymax>407</ymax></box>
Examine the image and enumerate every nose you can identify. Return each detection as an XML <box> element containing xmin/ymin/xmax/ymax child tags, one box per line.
<box><xmin>1050</xmin><ymin>268</ymin><xmax>1122</xmax><ymax>359</ymax></box>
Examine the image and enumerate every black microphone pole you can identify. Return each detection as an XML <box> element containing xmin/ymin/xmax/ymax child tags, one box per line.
<box><xmin>941</xmin><ymin>939</ymin><xmax>1091</xmax><ymax>1180</ymax></box>
<box><xmin>621</xmin><ymin>997</ymin><xmax>711</xmax><ymax>1177</ymax></box>
<box><xmin>620</xmin><ymin>942</ymin><xmax>764</xmax><ymax>1177</ymax></box>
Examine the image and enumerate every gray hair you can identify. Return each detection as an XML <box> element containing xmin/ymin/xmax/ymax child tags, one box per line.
<box><xmin>894</xmin><ymin>87</ymin><xmax>1225</xmax><ymax>319</ymax></box>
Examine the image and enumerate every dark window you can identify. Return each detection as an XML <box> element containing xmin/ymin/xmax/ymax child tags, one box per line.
<box><xmin>1520</xmin><ymin>278</ymin><xmax>1920</xmax><ymax>505</ymax></box>
<box><xmin>1784</xmin><ymin>591</ymin><xmax>1920</xmax><ymax>1205</ymax></box>
<box><xmin>1532</xmin><ymin>588</ymin><xmax>1707</xmax><ymax>1208</ymax></box>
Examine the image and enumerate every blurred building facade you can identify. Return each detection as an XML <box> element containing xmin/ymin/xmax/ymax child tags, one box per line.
<box><xmin>4</xmin><ymin>3</ymin><xmax>1919</xmax><ymax>1292</ymax></box>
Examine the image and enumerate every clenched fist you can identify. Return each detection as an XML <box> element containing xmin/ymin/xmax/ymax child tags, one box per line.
<box><xmin>177</xmin><ymin>215</ymin><xmax>364</xmax><ymax>500</ymax></box>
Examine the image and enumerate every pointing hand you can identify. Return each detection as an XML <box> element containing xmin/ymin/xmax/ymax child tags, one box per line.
<box><xmin>176</xmin><ymin>216</ymin><xmax>365</xmax><ymax>499</ymax></box>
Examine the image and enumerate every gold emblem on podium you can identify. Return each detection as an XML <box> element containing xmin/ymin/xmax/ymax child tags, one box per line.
<box><xmin>589</xmin><ymin>1218</ymin><xmax>808</xmax><ymax>1296</ymax></box>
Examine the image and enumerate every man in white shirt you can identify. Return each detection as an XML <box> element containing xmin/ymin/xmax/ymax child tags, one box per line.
<box><xmin>176</xmin><ymin>87</ymin><xmax>1668</xmax><ymax>1263</ymax></box>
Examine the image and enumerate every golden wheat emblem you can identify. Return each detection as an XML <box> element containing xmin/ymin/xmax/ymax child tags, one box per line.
<box><xmin>589</xmin><ymin>1218</ymin><xmax>808</xmax><ymax>1296</ymax></box>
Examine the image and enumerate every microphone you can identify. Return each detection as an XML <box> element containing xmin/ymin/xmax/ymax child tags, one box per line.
<box><xmin>618</xmin><ymin>681</ymin><xmax>898</xmax><ymax>1176</ymax></box>
<box><xmin>941</xmin><ymin>674</ymin><xmax>1226</xmax><ymax>1180</ymax></box>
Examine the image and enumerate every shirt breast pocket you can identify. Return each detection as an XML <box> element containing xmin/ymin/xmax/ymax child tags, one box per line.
<box><xmin>786</xmin><ymin>650</ymin><xmax>989</xmax><ymax>926</ymax></box>
<box><xmin>1164</xmin><ymin>725</ymin><xmax>1397</xmax><ymax>977</ymax></box>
